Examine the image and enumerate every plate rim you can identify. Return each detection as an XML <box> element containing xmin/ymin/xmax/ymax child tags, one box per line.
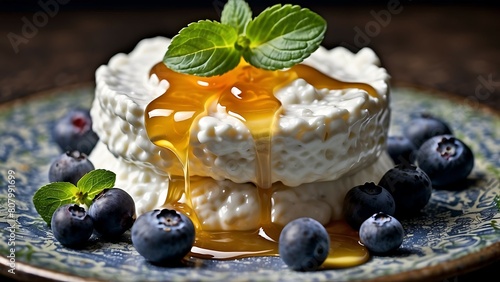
<box><xmin>1</xmin><ymin>83</ymin><xmax>500</xmax><ymax>282</ymax></box>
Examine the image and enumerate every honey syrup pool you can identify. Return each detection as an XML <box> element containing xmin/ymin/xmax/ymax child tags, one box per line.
<box><xmin>145</xmin><ymin>61</ymin><xmax>376</xmax><ymax>268</ymax></box>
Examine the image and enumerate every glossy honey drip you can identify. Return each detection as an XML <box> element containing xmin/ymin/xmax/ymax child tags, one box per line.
<box><xmin>145</xmin><ymin>61</ymin><xmax>376</xmax><ymax>268</ymax></box>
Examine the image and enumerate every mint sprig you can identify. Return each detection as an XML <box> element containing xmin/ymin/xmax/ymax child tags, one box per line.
<box><xmin>164</xmin><ymin>20</ymin><xmax>241</xmax><ymax>77</ymax></box>
<box><xmin>220</xmin><ymin>0</ymin><xmax>252</xmax><ymax>35</ymax></box>
<box><xmin>164</xmin><ymin>0</ymin><xmax>326</xmax><ymax>77</ymax></box>
<box><xmin>33</xmin><ymin>169</ymin><xmax>116</xmax><ymax>225</ymax></box>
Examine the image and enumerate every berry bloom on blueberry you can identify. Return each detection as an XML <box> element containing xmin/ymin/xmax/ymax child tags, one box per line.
<box><xmin>359</xmin><ymin>212</ymin><xmax>404</xmax><ymax>254</ymax></box>
<box><xmin>417</xmin><ymin>135</ymin><xmax>474</xmax><ymax>187</ymax></box>
<box><xmin>278</xmin><ymin>217</ymin><xmax>330</xmax><ymax>271</ymax></box>
<box><xmin>131</xmin><ymin>209</ymin><xmax>195</xmax><ymax>264</ymax></box>
<box><xmin>378</xmin><ymin>164</ymin><xmax>432</xmax><ymax>217</ymax></box>
<box><xmin>88</xmin><ymin>188</ymin><xmax>136</xmax><ymax>238</ymax></box>
<box><xmin>342</xmin><ymin>182</ymin><xmax>396</xmax><ymax>230</ymax></box>
<box><xmin>403</xmin><ymin>113</ymin><xmax>452</xmax><ymax>148</ymax></box>
<box><xmin>48</xmin><ymin>151</ymin><xmax>94</xmax><ymax>185</ymax></box>
<box><xmin>51</xmin><ymin>204</ymin><xmax>94</xmax><ymax>248</ymax></box>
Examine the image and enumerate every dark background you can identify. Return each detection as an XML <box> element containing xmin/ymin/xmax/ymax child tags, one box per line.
<box><xmin>1</xmin><ymin>0</ymin><xmax>499</xmax><ymax>109</ymax></box>
<box><xmin>1</xmin><ymin>1</ymin><xmax>499</xmax><ymax>281</ymax></box>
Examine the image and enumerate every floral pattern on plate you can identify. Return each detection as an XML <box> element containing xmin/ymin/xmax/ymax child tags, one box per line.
<box><xmin>0</xmin><ymin>86</ymin><xmax>499</xmax><ymax>281</ymax></box>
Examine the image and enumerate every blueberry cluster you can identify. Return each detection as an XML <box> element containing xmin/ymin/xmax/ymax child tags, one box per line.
<box><xmin>50</xmin><ymin>187</ymin><xmax>136</xmax><ymax>248</ymax></box>
<box><xmin>48</xmin><ymin>108</ymin><xmax>136</xmax><ymax>247</ymax></box>
<box><xmin>47</xmin><ymin>108</ymin><xmax>195</xmax><ymax>263</ymax></box>
<box><xmin>46</xmin><ymin>108</ymin><xmax>476</xmax><ymax>268</ymax></box>
<box><xmin>338</xmin><ymin>113</ymin><xmax>474</xmax><ymax>255</ymax></box>
<box><xmin>48</xmin><ymin>150</ymin><xmax>195</xmax><ymax>262</ymax></box>
<box><xmin>48</xmin><ymin>150</ymin><xmax>135</xmax><ymax>246</ymax></box>
<box><xmin>387</xmin><ymin>113</ymin><xmax>474</xmax><ymax>188</ymax></box>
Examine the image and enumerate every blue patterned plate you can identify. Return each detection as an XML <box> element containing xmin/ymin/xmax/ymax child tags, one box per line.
<box><xmin>1</xmin><ymin>85</ymin><xmax>499</xmax><ymax>281</ymax></box>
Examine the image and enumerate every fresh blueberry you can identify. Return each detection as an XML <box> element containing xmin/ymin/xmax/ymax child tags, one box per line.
<box><xmin>88</xmin><ymin>188</ymin><xmax>136</xmax><ymax>238</ymax></box>
<box><xmin>342</xmin><ymin>182</ymin><xmax>396</xmax><ymax>230</ymax></box>
<box><xmin>51</xmin><ymin>204</ymin><xmax>94</xmax><ymax>248</ymax></box>
<box><xmin>416</xmin><ymin>135</ymin><xmax>474</xmax><ymax>188</ymax></box>
<box><xmin>131</xmin><ymin>209</ymin><xmax>195</xmax><ymax>264</ymax></box>
<box><xmin>378</xmin><ymin>163</ymin><xmax>432</xmax><ymax>217</ymax></box>
<box><xmin>48</xmin><ymin>151</ymin><xmax>95</xmax><ymax>185</ymax></box>
<box><xmin>279</xmin><ymin>217</ymin><xmax>330</xmax><ymax>271</ymax></box>
<box><xmin>52</xmin><ymin>108</ymin><xmax>99</xmax><ymax>155</ymax></box>
<box><xmin>386</xmin><ymin>135</ymin><xmax>417</xmax><ymax>165</ymax></box>
<box><xmin>403</xmin><ymin>113</ymin><xmax>453</xmax><ymax>148</ymax></box>
<box><xmin>359</xmin><ymin>212</ymin><xmax>404</xmax><ymax>254</ymax></box>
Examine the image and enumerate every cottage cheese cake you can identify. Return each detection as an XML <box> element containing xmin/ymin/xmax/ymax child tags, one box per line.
<box><xmin>89</xmin><ymin>36</ymin><xmax>392</xmax><ymax>231</ymax></box>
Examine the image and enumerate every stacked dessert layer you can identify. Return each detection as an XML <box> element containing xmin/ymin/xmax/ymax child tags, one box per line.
<box><xmin>89</xmin><ymin>37</ymin><xmax>393</xmax><ymax>230</ymax></box>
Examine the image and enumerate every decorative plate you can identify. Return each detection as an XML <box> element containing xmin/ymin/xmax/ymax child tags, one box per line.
<box><xmin>0</xmin><ymin>85</ymin><xmax>499</xmax><ymax>282</ymax></box>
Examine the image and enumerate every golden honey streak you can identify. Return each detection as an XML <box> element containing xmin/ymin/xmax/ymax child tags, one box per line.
<box><xmin>145</xmin><ymin>61</ymin><xmax>375</xmax><ymax>267</ymax></box>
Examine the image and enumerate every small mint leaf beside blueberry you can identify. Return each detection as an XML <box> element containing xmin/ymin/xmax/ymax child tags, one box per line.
<box><xmin>33</xmin><ymin>182</ymin><xmax>79</xmax><ymax>225</ymax></box>
<box><xmin>77</xmin><ymin>169</ymin><xmax>116</xmax><ymax>207</ymax></box>
<box><xmin>33</xmin><ymin>169</ymin><xmax>116</xmax><ymax>225</ymax></box>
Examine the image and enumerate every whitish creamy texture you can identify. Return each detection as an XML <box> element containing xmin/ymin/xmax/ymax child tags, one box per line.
<box><xmin>89</xmin><ymin>37</ymin><xmax>392</xmax><ymax>230</ymax></box>
<box><xmin>91</xmin><ymin>142</ymin><xmax>393</xmax><ymax>230</ymax></box>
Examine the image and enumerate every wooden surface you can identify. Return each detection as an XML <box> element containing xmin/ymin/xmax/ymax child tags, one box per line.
<box><xmin>1</xmin><ymin>2</ymin><xmax>499</xmax><ymax>281</ymax></box>
<box><xmin>1</xmin><ymin>3</ymin><xmax>499</xmax><ymax>110</ymax></box>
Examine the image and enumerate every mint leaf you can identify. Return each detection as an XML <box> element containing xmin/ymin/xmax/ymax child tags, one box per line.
<box><xmin>32</xmin><ymin>169</ymin><xmax>116</xmax><ymax>225</ymax></box>
<box><xmin>164</xmin><ymin>20</ymin><xmax>241</xmax><ymax>77</ymax></box>
<box><xmin>221</xmin><ymin>0</ymin><xmax>252</xmax><ymax>35</ymax></box>
<box><xmin>33</xmin><ymin>182</ymin><xmax>78</xmax><ymax>225</ymax></box>
<box><xmin>243</xmin><ymin>4</ymin><xmax>326</xmax><ymax>70</ymax></box>
<box><xmin>163</xmin><ymin>0</ymin><xmax>327</xmax><ymax>76</ymax></box>
<box><xmin>77</xmin><ymin>169</ymin><xmax>116</xmax><ymax>207</ymax></box>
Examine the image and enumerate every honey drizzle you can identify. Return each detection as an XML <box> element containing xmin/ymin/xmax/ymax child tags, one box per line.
<box><xmin>145</xmin><ymin>61</ymin><xmax>375</xmax><ymax>268</ymax></box>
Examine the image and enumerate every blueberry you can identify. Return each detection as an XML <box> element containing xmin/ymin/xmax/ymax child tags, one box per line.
<box><xmin>342</xmin><ymin>182</ymin><xmax>396</xmax><ymax>230</ymax></box>
<box><xmin>378</xmin><ymin>163</ymin><xmax>432</xmax><ymax>217</ymax></box>
<box><xmin>386</xmin><ymin>135</ymin><xmax>417</xmax><ymax>165</ymax></box>
<box><xmin>359</xmin><ymin>212</ymin><xmax>404</xmax><ymax>254</ymax></box>
<box><xmin>88</xmin><ymin>188</ymin><xmax>136</xmax><ymax>238</ymax></box>
<box><xmin>416</xmin><ymin>135</ymin><xmax>474</xmax><ymax>188</ymax></box>
<box><xmin>52</xmin><ymin>108</ymin><xmax>99</xmax><ymax>155</ymax></box>
<box><xmin>131</xmin><ymin>209</ymin><xmax>195</xmax><ymax>264</ymax></box>
<box><xmin>51</xmin><ymin>204</ymin><xmax>94</xmax><ymax>248</ymax></box>
<box><xmin>279</xmin><ymin>217</ymin><xmax>330</xmax><ymax>271</ymax></box>
<box><xmin>48</xmin><ymin>151</ymin><xmax>95</xmax><ymax>185</ymax></box>
<box><xmin>403</xmin><ymin>113</ymin><xmax>453</xmax><ymax>148</ymax></box>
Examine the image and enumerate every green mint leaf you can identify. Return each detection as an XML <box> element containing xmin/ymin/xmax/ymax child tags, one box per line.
<box><xmin>77</xmin><ymin>169</ymin><xmax>116</xmax><ymax>207</ymax></box>
<box><xmin>164</xmin><ymin>20</ymin><xmax>241</xmax><ymax>77</ymax></box>
<box><xmin>32</xmin><ymin>169</ymin><xmax>117</xmax><ymax>225</ymax></box>
<box><xmin>33</xmin><ymin>182</ymin><xmax>78</xmax><ymax>225</ymax></box>
<box><xmin>221</xmin><ymin>0</ymin><xmax>252</xmax><ymax>35</ymax></box>
<box><xmin>243</xmin><ymin>4</ymin><xmax>326</xmax><ymax>70</ymax></box>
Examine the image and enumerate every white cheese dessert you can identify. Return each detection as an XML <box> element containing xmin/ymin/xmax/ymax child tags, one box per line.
<box><xmin>89</xmin><ymin>36</ymin><xmax>393</xmax><ymax>231</ymax></box>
